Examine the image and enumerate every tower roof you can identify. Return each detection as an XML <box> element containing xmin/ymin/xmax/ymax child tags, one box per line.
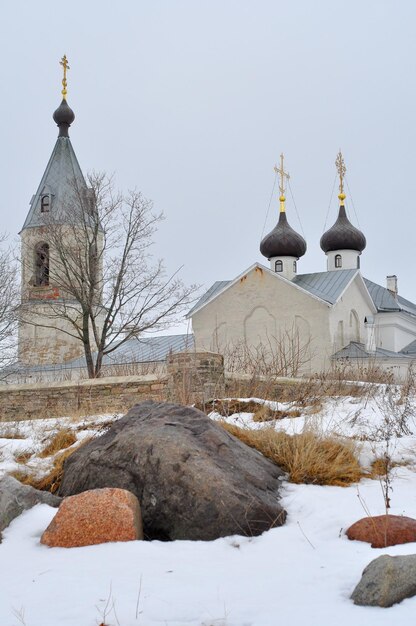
<box><xmin>21</xmin><ymin>55</ymin><xmax>90</xmax><ymax>232</ymax></box>
<box><xmin>21</xmin><ymin>123</ymin><xmax>88</xmax><ymax>231</ymax></box>
<box><xmin>260</xmin><ymin>211</ymin><xmax>307</xmax><ymax>259</ymax></box>
<box><xmin>320</xmin><ymin>204</ymin><xmax>366</xmax><ymax>253</ymax></box>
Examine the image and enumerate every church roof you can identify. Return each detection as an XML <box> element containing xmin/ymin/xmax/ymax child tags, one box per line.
<box><xmin>363</xmin><ymin>278</ymin><xmax>416</xmax><ymax>316</ymax></box>
<box><xmin>188</xmin><ymin>268</ymin><xmax>359</xmax><ymax>316</ymax></box>
<box><xmin>332</xmin><ymin>341</ymin><xmax>414</xmax><ymax>360</ymax></box>
<box><xmin>21</xmin><ymin>135</ymin><xmax>87</xmax><ymax>231</ymax></box>
<box><xmin>189</xmin><ymin>267</ymin><xmax>416</xmax><ymax>319</ymax></box>
<box><xmin>292</xmin><ymin>269</ymin><xmax>357</xmax><ymax>304</ymax></box>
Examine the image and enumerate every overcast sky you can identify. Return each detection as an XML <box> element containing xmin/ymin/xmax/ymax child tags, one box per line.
<box><xmin>1</xmin><ymin>1</ymin><xmax>416</xmax><ymax>330</ymax></box>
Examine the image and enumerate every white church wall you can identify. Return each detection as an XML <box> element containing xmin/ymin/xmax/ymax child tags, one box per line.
<box><xmin>192</xmin><ymin>265</ymin><xmax>333</xmax><ymax>375</ymax></box>
<box><xmin>375</xmin><ymin>311</ymin><xmax>416</xmax><ymax>352</ymax></box>
<box><xmin>329</xmin><ymin>277</ymin><xmax>373</xmax><ymax>352</ymax></box>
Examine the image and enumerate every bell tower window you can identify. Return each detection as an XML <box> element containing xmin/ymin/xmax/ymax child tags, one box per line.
<box><xmin>35</xmin><ymin>242</ymin><xmax>50</xmax><ymax>286</ymax></box>
<box><xmin>275</xmin><ymin>260</ymin><xmax>283</xmax><ymax>273</ymax></box>
<box><xmin>41</xmin><ymin>194</ymin><xmax>50</xmax><ymax>213</ymax></box>
<box><xmin>335</xmin><ymin>254</ymin><xmax>342</xmax><ymax>268</ymax></box>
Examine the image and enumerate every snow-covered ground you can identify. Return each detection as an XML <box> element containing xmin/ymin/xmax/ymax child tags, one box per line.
<box><xmin>1</xmin><ymin>388</ymin><xmax>416</xmax><ymax>626</ymax></box>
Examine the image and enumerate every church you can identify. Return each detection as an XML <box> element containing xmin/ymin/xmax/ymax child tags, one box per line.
<box><xmin>188</xmin><ymin>154</ymin><xmax>416</xmax><ymax>380</ymax></box>
<box><xmin>15</xmin><ymin>59</ymin><xmax>416</xmax><ymax>382</ymax></box>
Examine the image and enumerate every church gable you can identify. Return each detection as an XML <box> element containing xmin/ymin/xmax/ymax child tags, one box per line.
<box><xmin>192</xmin><ymin>264</ymin><xmax>332</xmax><ymax>369</ymax></box>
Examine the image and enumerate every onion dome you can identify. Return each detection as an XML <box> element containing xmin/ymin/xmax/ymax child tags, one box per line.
<box><xmin>53</xmin><ymin>99</ymin><xmax>75</xmax><ymax>137</ymax></box>
<box><xmin>320</xmin><ymin>202</ymin><xmax>366</xmax><ymax>253</ymax></box>
<box><xmin>260</xmin><ymin>210</ymin><xmax>307</xmax><ymax>259</ymax></box>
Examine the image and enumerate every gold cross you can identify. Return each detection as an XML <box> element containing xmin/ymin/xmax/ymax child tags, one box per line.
<box><xmin>60</xmin><ymin>55</ymin><xmax>70</xmax><ymax>100</ymax></box>
<box><xmin>274</xmin><ymin>153</ymin><xmax>290</xmax><ymax>199</ymax></box>
<box><xmin>335</xmin><ymin>150</ymin><xmax>346</xmax><ymax>197</ymax></box>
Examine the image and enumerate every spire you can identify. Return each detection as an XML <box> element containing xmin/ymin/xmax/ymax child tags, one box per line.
<box><xmin>274</xmin><ymin>153</ymin><xmax>290</xmax><ymax>213</ymax></box>
<box><xmin>21</xmin><ymin>56</ymin><xmax>87</xmax><ymax>231</ymax></box>
<box><xmin>53</xmin><ymin>55</ymin><xmax>75</xmax><ymax>138</ymax></box>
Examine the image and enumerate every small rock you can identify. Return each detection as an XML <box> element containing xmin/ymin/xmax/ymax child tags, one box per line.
<box><xmin>351</xmin><ymin>554</ymin><xmax>416</xmax><ymax>607</ymax></box>
<box><xmin>0</xmin><ymin>475</ymin><xmax>60</xmax><ymax>541</ymax></box>
<box><xmin>41</xmin><ymin>488</ymin><xmax>143</xmax><ymax>548</ymax></box>
<box><xmin>346</xmin><ymin>514</ymin><xmax>416</xmax><ymax>548</ymax></box>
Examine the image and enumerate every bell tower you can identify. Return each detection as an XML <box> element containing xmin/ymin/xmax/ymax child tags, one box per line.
<box><xmin>18</xmin><ymin>56</ymin><xmax>99</xmax><ymax>367</ymax></box>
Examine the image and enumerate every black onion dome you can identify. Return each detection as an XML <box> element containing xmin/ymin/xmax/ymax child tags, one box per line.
<box><xmin>320</xmin><ymin>205</ymin><xmax>366</xmax><ymax>253</ymax></box>
<box><xmin>53</xmin><ymin>99</ymin><xmax>75</xmax><ymax>137</ymax></box>
<box><xmin>260</xmin><ymin>212</ymin><xmax>307</xmax><ymax>259</ymax></box>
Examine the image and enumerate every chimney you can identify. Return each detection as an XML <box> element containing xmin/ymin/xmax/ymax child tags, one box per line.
<box><xmin>364</xmin><ymin>316</ymin><xmax>376</xmax><ymax>355</ymax></box>
<box><xmin>386</xmin><ymin>275</ymin><xmax>398</xmax><ymax>297</ymax></box>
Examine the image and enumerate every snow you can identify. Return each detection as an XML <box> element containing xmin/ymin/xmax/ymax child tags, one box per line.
<box><xmin>1</xmin><ymin>390</ymin><xmax>416</xmax><ymax>625</ymax></box>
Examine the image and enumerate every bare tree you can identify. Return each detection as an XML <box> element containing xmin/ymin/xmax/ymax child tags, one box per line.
<box><xmin>0</xmin><ymin>235</ymin><xmax>18</xmax><ymax>373</ymax></box>
<box><xmin>20</xmin><ymin>173</ymin><xmax>197</xmax><ymax>378</ymax></box>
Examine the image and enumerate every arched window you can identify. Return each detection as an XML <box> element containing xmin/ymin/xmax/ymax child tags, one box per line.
<box><xmin>41</xmin><ymin>194</ymin><xmax>50</xmax><ymax>213</ymax></box>
<box><xmin>35</xmin><ymin>242</ymin><xmax>49</xmax><ymax>286</ymax></box>
<box><xmin>275</xmin><ymin>260</ymin><xmax>283</xmax><ymax>273</ymax></box>
<box><xmin>335</xmin><ymin>254</ymin><xmax>342</xmax><ymax>268</ymax></box>
<box><xmin>293</xmin><ymin>260</ymin><xmax>297</xmax><ymax>273</ymax></box>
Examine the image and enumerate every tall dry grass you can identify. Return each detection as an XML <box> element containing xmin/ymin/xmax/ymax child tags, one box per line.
<box><xmin>221</xmin><ymin>422</ymin><xmax>363</xmax><ymax>486</ymax></box>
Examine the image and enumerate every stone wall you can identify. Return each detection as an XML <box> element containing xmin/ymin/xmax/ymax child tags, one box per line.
<box><xmin>0</xmin><ymin>351</ymin><xmax>225</xmax><ymax>421</ymax></box>
<box><xmin>0</xmin><ymin>375</ymin><xmax>165</xmax><ymax>421</ymax></box>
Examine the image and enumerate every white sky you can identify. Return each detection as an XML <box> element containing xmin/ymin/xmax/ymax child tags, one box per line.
<box><xmin>1</xmin><ymin>0</ymin><xmax>416</xmax><ymax>308</ymax></box>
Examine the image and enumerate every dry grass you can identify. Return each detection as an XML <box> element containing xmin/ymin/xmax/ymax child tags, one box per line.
<box><xmin>369</xmin><ymin>456</ymin><xmax>412</xmax><ymax>478</ymax></box>
<box><xmin>221</xmin><ymin>422</ymin><xmax>363</xmax><ymax>486</ymax></box>
<box><xmin>13</xmin><ymin>449</ymin><xmax>34</xmax><ymax>464</ymax></box>
<box><xmin>38</xmin><ymin>428</ymin><xmax>77</xmax><ymax>458</ymax></box>
<box><xmin>10</xmin><ymin>437</ymin><xmax>93</xmax><ymax>493</ymax></box>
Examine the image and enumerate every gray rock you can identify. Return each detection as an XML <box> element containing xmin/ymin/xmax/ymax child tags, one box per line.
<box><xmin>0</xmin><ymin>475</ymin><xmax>61</xmax><ymax>540</ymax></box>
<box><xmin>351</xmin><ymin>554</ymin><xmax>416</xmax><ymax>607</ymax></box>
<box><xmin>59</xmin><ymin>401</ymin><xmax>287</xmax><ymax>540</ymax></box>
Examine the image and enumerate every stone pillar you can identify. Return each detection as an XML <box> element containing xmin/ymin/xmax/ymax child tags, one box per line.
<box><xmin>166</xmin><ymin>351</ymin><xmax>225</xmax><ymax>405</ymax></box>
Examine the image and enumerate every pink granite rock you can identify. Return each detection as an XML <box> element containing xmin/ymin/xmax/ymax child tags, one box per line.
<box><xmin>41</xmin><ymin>488</ymin><xmax>143</xmax><ymax>548</ymax></box>
<box><xmin>346</xmin><ymin>514</ymin><xmax>416</xmax><ymax>548</ymax></box>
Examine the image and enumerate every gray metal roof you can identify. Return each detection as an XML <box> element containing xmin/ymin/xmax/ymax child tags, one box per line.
<box><xmin>13</xmin><ymin>334</ymin><xmax>195</xmax><ymax>374</ymax></box>
<box><xmin>293</xmin><ymin>269</ymin><xmax>357</xmax><ymax>304</ymax></box>
<box><xmin>190</xmin><ymin>268</ymin><xmax>416</xmax><ymax>319</ymax></box>
<box><xmin>400</xmin><ymin>339</ymin><xmax>416</xmax><ymax>355</ymax></box>
<box><xmin>188</xmin><ymin>270</ymin><xmax>358</xmax><ymax>316</ymax></box>
<box><xmin>333</xmin><ymin>341</ymin><xmax>414</xmax><ymax>360</ymax></box>
<box><xmin>21</xmin><ymin>137</ymin><xmax>88</xmax><ymax>231</ymax></box>
<box><xmin>187</xmin><ymin>281</ymin><xmax>231</xmax><ymax>316</ymax></box>
<box><xmin>363</xmin><ymin>278</ymin><xmax>416</xmax><ymax>316</ymax></box>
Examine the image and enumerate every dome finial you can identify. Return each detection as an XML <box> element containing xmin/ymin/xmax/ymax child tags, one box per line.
<box><xmin>60</xmin><ymin>55</ymin><xmax>70</xmax><ymax>101</ymax></box>
<box><xmin>335</xmin><ymin>150</ymin><xmax>346</xmax><ymax>205</ymax></box>
<box><xmin>53</xmin><ymin>55</ymin><xmax>75</xmax><ymax>137</ymax></box>
<box><xmin>274</xmin><ymin>153</ymin><xmax>290</xmax><ymax>213</ymax></box>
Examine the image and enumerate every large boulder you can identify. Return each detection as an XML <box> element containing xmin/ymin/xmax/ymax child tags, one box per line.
<box><xmin>346</xmin><ymin>514</ymin><xmax>416</xmax><ymax>548</ymax></box>
<box><xmin>0</xmin><ymin>475</ymin><xmax>61</xmax><ymax>541</ymax></box>
<box><xmin>351</xmin><ymin>554</ymin><xmax>416</xmax><ymax>607</ymax></box>
<box><xmin>41</xmin><ymin>488</ymin><xmax>143</xmax><ymax>548</ymax></box>
<box><xmin>59</xmin><ymin>401</ymin><xmax>287</xmax><ymax>540</ymax></box>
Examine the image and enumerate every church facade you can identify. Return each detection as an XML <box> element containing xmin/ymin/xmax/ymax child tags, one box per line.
<box><xmin>189</xmin><ymin>154</ymin><xmax>416</xmax><ymax>379</ymax></box>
